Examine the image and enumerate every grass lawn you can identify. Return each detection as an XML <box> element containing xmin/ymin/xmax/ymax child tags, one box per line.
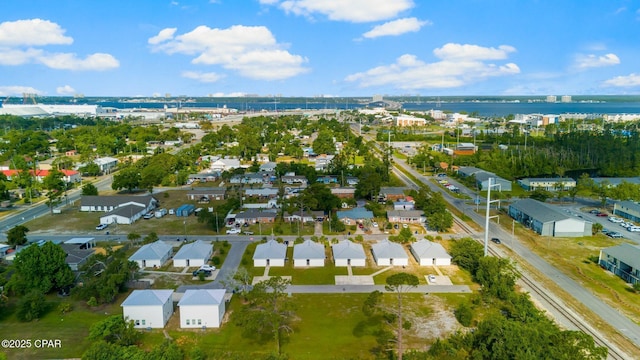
<box><xmin>0</xmin><ymin>295</ymin><xmax>123</xmax><ymax>360</ymax></box>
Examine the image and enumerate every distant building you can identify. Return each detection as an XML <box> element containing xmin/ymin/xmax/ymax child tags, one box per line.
<box><xmin>599</xmin><ymin>243</ymin><xmax>640</xmax><ymax>285</ymax></box>
<box><xmin>561</xmin><ymin>95</ymin><xmax>572</xmax><ymax>103</ymax></box>
<box><xmin>546</xmin><ymin>95</ymin><xmax>557</xmax><ymax>103</ymax></box>
<box><xmin>509</xmin><ymin>199</ymin><xmax>592</xmax><ymax>237</ymax></box>
<box><xmin>517</xmin><ymin>178</ymin><xmax>576</xmax><ymax>191</ymax></box>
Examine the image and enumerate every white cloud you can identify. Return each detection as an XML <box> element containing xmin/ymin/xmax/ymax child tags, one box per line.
<box><xmin>56</xmin><ymin>85</ymin><xmax>76</xmax><ymax>95</ymax></box>
<box><xmin>0</xmin><ymin>19</ymin><xmax>73</xmax><ymax>46</ymax></box>
<box><xmin>208</xmin><ymin>92</ymin><xmax>247</xmax><ymax>97</ymax></box>
<box><xmin>262</xmin><ymin>0</ymin><xmax>414</xmax><ymax>22</ymax></box>
<box><xmin>181</xmin><ymin>70</ymin><xmax>224</xmax><ymax>83</ymax></box>
<box><xmin>0</xmin><ymin>85</ymin><xmax>42</xmax><ymax>96</ymax></box>
<box><xmin>149</xmin><ymin>25</ymin><xmax>309</xmax><ymax>80</ymax></box>
<box><xmin>345</xmin><ymin>44</ymin><xmax>520</xmax><ymax>90</ymax></box>
<box><xmin>148</xmin><ymin>28</ymin><xmax>177</xmax><ymax>45</ymax></box>
<box><xmin>433</xmin><ymin>43</ymin><xmax>516</xmax><ymax>61</ymax></box>
<box><xmin>0</xmin><ymin>47</ymin><xmax>42</xmax><ymax>65</ymax></box>
<box><xmin>574</xmin><ymin>53</ymin><xmax>620</xmax><ymax>70</ymax></box>
<box><xmin>362</xmin><ymin>17</ymin><xmax>429</xmax><ymax>38</ymax></box>
<box><xmin>603</xmin><ymin>73</ymin><xmax>640</xmax><ymax>87</ymax></box>
<box><xmin>38</xmin><ymin>53</ymin><xmax>120</xmax><ymax>71</ymax></box>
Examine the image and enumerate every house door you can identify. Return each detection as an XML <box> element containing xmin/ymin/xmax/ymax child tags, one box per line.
<box><xmin>433</xmin><ymin>258</ymin><xmax>436</xmax><ymax>266</ymax></box>
<box><xmin>142</xmin><ymin>260</ymin><xmax>146</xmax><ymax>267</ymax></box>
<box><xmin>347</xmin><ymin>259</ymin><xmax>351</xmax><ymax>266</ymax></box>
<box><xmin>186</xmin><ymin>259</ymin><xmax>190</xmax><ymax>267</ymax></box>
<box><xmin>267</xmin><ymin>259</ymin><xmax>270</xmax><ymax>266</ymax></box>
<box><xmin>390</xmin><ymin>258</ymin><xmax>394</xmax><ymax>265</ymax></box>
<box><xmin>306</xmin><ymin>259</ymin><xmax>310</xmax><ymax>266</ymax></box>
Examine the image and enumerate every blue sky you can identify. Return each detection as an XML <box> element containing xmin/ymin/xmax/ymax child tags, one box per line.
<box><xmin>1</xmin><ymin>0</ymin><xmax>640</xmax><ymax>97</ymax></box>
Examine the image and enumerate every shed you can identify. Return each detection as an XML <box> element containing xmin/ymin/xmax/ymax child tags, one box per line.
<box><xmin>371</xmin><ymin>239</ymin><xmax>409</xmax><ymax>266</ymax></box>
<box><xmin>253</xmin><ymin>240</ymin><xmax>287</xmax><ymax>267</ymax></box>
<box><xmin>332</xmin><ymin>240</ymin><xmax>366</xmax><ymax>267</ymax></box>
<box><xmin>173</xmin><ymin>240</ymin><xmax>213</xmax><ymax>267</ymax></box>
<box><xmin>176</xmin><ymin>204</ymin><xmax>196</xmax><ymax>217</ymax></box>
<box><xmin>178</xmin><ymin>289</ymin><xmax>226</xmax><ymax>328</ymax></box>
<box><xmin>410</xmin><ymin>240</ymin><xmax>452</xmax><ymax>266</ymax></box>
<box><xmin>121</xmin><ymin>289</ymin><xmax>174</xmax><ymax>328</ymax></box>
<box><xmin>293</xmin><ymin>240</ymin><xmax>325</xmax><ymax>267</ymax></box>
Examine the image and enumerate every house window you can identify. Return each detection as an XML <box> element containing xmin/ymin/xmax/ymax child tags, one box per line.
<box><xmin>141</xmin><ymin>320</ymin><xmax>145</xmax><ymax>326</ymax></box>
<box><xmin>192</xmin><ymin>319</ymin><xmax>196</xmax><ymax>325</ymax></box>
<box><xmin>197</xmin><ymin>319</ymin><xmax>202</xmax><ymax>325</ymax></box>
<box><xmin>135</xmin><ymin>320</ymin><xmax>140</xmax><ymax>326</ymax></box>
<box><xmin>186</xmin><ymin>319</ymin><xmax>190</xmax><ymax>325</ymax></box>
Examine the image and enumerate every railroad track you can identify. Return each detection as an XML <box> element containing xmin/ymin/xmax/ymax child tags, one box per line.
<box><xmin>452</xmin><ymin>216</ymin><xmax>628</xmax><ymax>360</ymax></box>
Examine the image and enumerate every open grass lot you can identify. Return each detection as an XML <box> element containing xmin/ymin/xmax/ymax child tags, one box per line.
<box><xmin>154</xmin><ymin>292</ymin><xmax>462</xmax><ymax>359</ymax></box>
<box><xmin>0</xmin><ymin>295</ymin><xmax>123</xmax><ymax>360</ymax></box>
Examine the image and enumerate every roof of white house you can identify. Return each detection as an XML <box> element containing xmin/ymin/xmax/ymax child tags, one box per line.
<box><xmin>129</xmin><ymin>241</ymin><xmax>173</xmax><ymax>261</ymax></box>
<box><xmin>372</xmin><ymin>239</ymin><xmax>408</xmax><ymax>259</ymax></box>
<box><xmin>178</xmin><ymin>289</ymin><xmax>225</xmax><ymax>306</ymax></box>
<box><xmin>121</xmin><ymin>289</ymin><xmax>173</xmax><ymax>307</ymax></box>
<box><xmin>173</xmin><ymin>240</ymin><xmax>212</xmax><ymax>260</ymax></box>
<box><xmin>253</xmin><ymin>240</ymin><xmax>287</xmax><ymax>260</ymax></box>
<box><xmin>293</xmin><ymin>240</ymin><xmax>324</xmax><ymax>260</ymax></box>
<box><xmin>410</xmin><ymin>240</ymin><xmax>451</xmax><ymax>259</ymax></box>
<box><xmin>332</xmin><ymin>240</ymin><xmax>365</xmax><ymax>259</ymax></box>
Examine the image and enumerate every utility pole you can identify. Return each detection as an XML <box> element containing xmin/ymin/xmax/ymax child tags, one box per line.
<box><xmin>483</xmin><ymin>178</ymin><xmax>501</xmax><ymax>256</ymax></box>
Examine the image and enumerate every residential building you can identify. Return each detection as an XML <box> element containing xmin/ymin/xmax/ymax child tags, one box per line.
<box><xmin>517</xmin><ymin>178</ymin><xmax>576</xmax><ymax>191</ymax></box>
<box><xmin>178</xmin><ymin>289</ymin><xmax>226</xmax><ymax>328</ymax></box>
<box><xmin>599</xmin><ymin>243</ymin><xmax>640</xmax><ymax>285</ymax></box>
<box><xmin>186</xmin><ymin>188</ymin><xmax>226</xmax><ymax>201</ymax></box>
<box><xmin>173</xmin><ymin>240</ymin><xmax>213</xmax><ymax>267</ymax></box>
<box><xmin>613</xmin><ymin>201</ymin><xmax>640</xmax><ymax>223</ymax></box>
<box><xmin>410</xmin><ymin>240</ymin><xmax>451</xmax><ymax>266</ymax></box>
<box><xmin>508</xmin><ymin>199</ymin><xmax>592</xmax><ymax>237</ymax></box>
<box><xmin>332</xmin><ymin>240</ymin><xmax>366</xmax><ymax>267</ymax></box>
<box><xmin>371</xmin><ymin>239</ymin><xmax>409</xmax><ymax>266</ymax></box>
<box><xmin>129</xmin><ymin>240</ymin><xmax>173</xmax><ymax>268</ymax></box>
<box><xmin>253</xmin><ymin>240</ymin><xmax>287</xmax><ymax>267</ymax></box>
<box><xmin>293</xmin><ymin>240</ymin><xmax>325</xmax><ymax>267</ymax></box>
<box><xmin>387</xmin><ymin>210</ymin><xmax>425</xmax><ymax>224</ymax></box>
<box><xmin>121</xmin><ymin>289</ymin><xmax>174</xmax><ymax>329</ymax></box>
<box><xmin>336</xmin><ymin>208</ymin><xmax>374</xmax><ymax>225</ymax></box>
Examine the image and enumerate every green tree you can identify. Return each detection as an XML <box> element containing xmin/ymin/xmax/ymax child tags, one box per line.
<box><xmin>147</xmin><ymin>340</ymin><xmax>184</xmax><ymax>360</ymax></box>
<box><xmin>475</xmin><ymin>256</ymin><xmax>518</xmax><ymax>300</ymax></box>
<box><xmin>6</xmin><ymin>224</ymin><xmax>29</xmax><ymax>247</ymax></box>
<box><xmin>385</xmin><ymin>273</ymin><xmax>419</xmax><ymax>360</ymax></box>
<box><xmin>127</xmin><ymin>232</ymin><xmax>141</xmax><ymax>246</ymax></box>
<box><xmin>449</xmin><ymin>237</ymin><xmax>484</xmax><ymax>274</ymax></box>
<box><xmin>592</xmin><ymin>222</ymin><xmax>603</xmax><ymax>235</ymax></box>
<box><xmin>80</xmin><ymin>162</ymin><xmax>102</xmax><ymax>176</ymax></box>
<box><xmin>454</xmin><ymin>302</ymin><xmax>473</xmax><ymax>327</ymax></box>
<box><xmin>89</xmin><ymin>315</ymin><xmax>140</xmax><ymax>346</ymax></box>
<box><xmin>8</xmin><ymin>241</ymin><xmax>74</xmax><ymax>295</ymax></box>
<box><xmin>234</xmin><ymin>276</ymin><xmax>295</xmax><ymax>354</ymax></box>
<box><xmin>82</xmin><ymin>341</ymin><xmax>145</xmax><ymax>360</ymax></box>
<box><xmin>42</xmin><ymin>169</ymin><xmax>66</xmax><ymax>214</ymax></box>
<box><xmin>111</xmin><ymin>167</ymin><xmax>141</xmax><ymax>193</ymax></box>
<box><xmin>16</xmin><ymin>290</ymin><xmax>46</xmax><ymax>322</ymax></box>
<box><xmin>312</xmin><ymin>129</ymin><xmax>336</xmax><ymax>155</ymax></box>
<box><xmin>82</xmin><ymin>183</ymin><xmax>99</xmax><ymax>196</ymax></box>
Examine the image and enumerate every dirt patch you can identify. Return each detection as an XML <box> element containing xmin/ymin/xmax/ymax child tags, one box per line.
<box><xmin>411</xmin><ymin>295</ymin><xmax>461</xmax><ymax>340</ymax></box>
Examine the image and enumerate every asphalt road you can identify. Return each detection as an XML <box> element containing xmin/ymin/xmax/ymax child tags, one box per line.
<box><xmin>392</xmin><ymin>156</ymin><xmax>640</xmax><ymax>349</ymax></box>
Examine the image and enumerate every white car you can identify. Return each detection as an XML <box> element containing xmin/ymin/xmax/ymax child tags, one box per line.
<box><xmin>199</xmin><ymin>265</ymin><xmax>216</xmax><ymax>272</ymax></box>
<box><xmin>428</xmin><ymin>275</ymin><xmax>437</xmax><ymax>283</ymax></box>
<box><xmin>608</xmin><ymin>217</ymin><xmax>623</xmax><ymax>223</ymax></box>
<box><xmin>95</xmin><ymin>223</ymin><xmax>108</xmax><ymax>230</ymax></box>
<box><xmin>372</xmin><ymin>222</ymin><xmax>378</xmax><ymax>228</ymax></box>
<box><xmin>226</xmin><ymin>228</ymin><xmax>241</xmax><ymax>235</ymax></box>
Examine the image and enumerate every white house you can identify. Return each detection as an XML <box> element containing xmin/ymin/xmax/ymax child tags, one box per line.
<box><xmin>293</xmin><ymin>240</ymin><xmax>325</xmax><ymax>267</ymax></box>
<box><xmin>410</xmin><ymin>240</ymin><xmax>452</xmax><ymax>266</ymax></box>
<box><xmin>129</xmin><ymin>241</ymin><xmax>173</xmax><ymax>268</ymax></box>
<box><xmin>332</xmin><ymin>240</ymin><xmax>366</xmax><ymax>267</ymax></box>
<box><xmin>173</xmin><ymin>240</ymin><xmax>213</xmax><ymax>268</ymax></box>
<box><xmin>371</xmin><ymin>239</ymin><xmax>409</xmax><ymax>266</ymax></box>
<box><xmin>253</xmin><ymin>240</ymin><xmax>287</xmax><ymax>267</ymax></box>
<box><xmin>178</xmin><ymin>289</ymin><xmax>226</xmax><ymax>328</ymax></box>
<box><xmin>121</xmin><ymin>289</ymin><xmax>174</xmax><ymax>329</ymax></box>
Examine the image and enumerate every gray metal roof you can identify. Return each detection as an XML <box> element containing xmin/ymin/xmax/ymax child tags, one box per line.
<box><xmin>332</xmin><ymin>240</ymin><xmax>365</xmax><ymax>260</ymax></box>
<box><xmin>602</xmin><ymin>243</ymin><xmax>640</xmax><ymax>269</ymax></box>
<box><xmin>253</xmin><ymin>240</ymin><xmax>287</xmax><ymax>260</ymax></box>
<box><xmin>129</xmin><ymin>241</ymin><xmax>173</xmax><ymax>261</ymax></box>
<box><xmin>121</xmin><ymin>289</ymin><xmax>173</xmax><ymax>307</ymax></box>
<box><xmin>293</xmin><ymin>240</ymin><xmax>324</xmax><ymax>260</ymax></box>
<box><xmin>178</xmin><ymin>289</ymin><xmax>225</xmax><ymax>306</ymax></box>
<box><xmin>173</xmin><ymin>240</ymin><xmax>212</xmax><ymax>261</ymax></box>
<box><xmin>372</xmin><ymin>239</ymin><xmax>408</xmax><ymax>260</ymax></box>
<box><xmin>410</xmin><ymin>240</ymin><xmax>451</xmax><ymax>259</ymax></box>
<box><xmin>380</xmin><ymin>187</ymin><xmax>406</xmax><ymax>195</ymax></box>
<box><xmin>509</xmin><ymin>198</ymin><xmax>571</xmax><ymax>223</ymax></box>
<box><xmin>104</xmin><ymin>204</ymin><xmax>145</xmax><ymax>218</ymax></box>
<box><xmin>81</xmin><ymin>195</ymin><xmax>158</xmax><ymax>207</ymax></box>
<box><xmin>387</xmin><ymin>210</ymin><xmax>424</xmax><ymax>218</ymax></box>
<box><xmin>616</xmin><ymin>200</ymin><xmax>640</xmax><ymax>214</ymax></box>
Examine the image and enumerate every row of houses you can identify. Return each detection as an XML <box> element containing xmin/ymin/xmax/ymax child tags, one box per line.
<box><xmin>128</xmin><ymin>240</ymin><xmax>212</xmax><ymax>268</ymax></box>
<box><xmin>252</xmin><ymin>239</ymin><xmax>451</xmax><ymax>268</ymax></box>
<box><xmin>122</xmin><ymin>289</ymin><xmax>226</xmax><ymax>329</ymax></box>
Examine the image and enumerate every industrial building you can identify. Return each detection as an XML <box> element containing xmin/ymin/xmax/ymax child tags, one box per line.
<box><xmin>508</xmin><ymin>198</ymin><xmax>592</xmax><ymax>237</ymax></box>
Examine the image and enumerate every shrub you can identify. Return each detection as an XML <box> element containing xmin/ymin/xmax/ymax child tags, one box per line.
<box><xmin>87</xmin><ymin>296</ymin><xmax>98</xmax><ymax>307</ymax></box>
<box><xmin>58</xmin><ymin>302</ymin><xmax>73</xmax><ymax>315</ymax></box>
<box><xmin>16</xmin><ymin>290</ymin><xmax>46</xmax><ymax>322</ymax></box>
<box><xmin>212</xmin><ymin>256</ymin><xmax>221</xmax><ymax>266</ymax></box>
<box><xmin>455</xmin><ymin>302</ymin><xmax>473</xmax><ymax>326</ymax></box>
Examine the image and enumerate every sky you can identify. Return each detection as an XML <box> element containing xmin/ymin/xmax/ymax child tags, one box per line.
<box><xmin>1</xmin><ymin>0</ymin><xmax>640</xmax><ymax>98</ymax></box>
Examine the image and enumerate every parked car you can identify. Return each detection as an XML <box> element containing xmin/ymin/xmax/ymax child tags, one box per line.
<box><xmin>372</xmin><ymin>222</ymin><xmax>378</xmax><ymax>228</ymax></box>
<box><xmin>428</xmin><ymin>275</ymin><xmax>437</xmax><ymax>283</ymax></box>
<box><xmin>199</xmin><ymin>265</ymin><xmax>216</xmax><ymax>272</ymax></box>
<box><xmin>491</xmin><ymin>237</ymin><xmax>501</xmax><ymax>244</ymax></box>
<box><xmin>226</xmin><ymin>228</ymin><xmax>241</xmax><ymax>235</ymax></box>
<box><xmin>143</xmin><ymin>213</ymin><xmax>153</xmax><ymax>220</ymax></box>
<box><xmin>589</xmin><ymin>209</ymin><xmax>600</xmax><ymax>214</ymax></box>
<box><xmin>243</xmin><ymin>231</ymin><xmax>254</xmax><ymax>235</ymax></box>
<box><xmin>402</xmin><ymin>223</ymin><xmax>409</xmax><ymax>228</ymax></box>
<box><xmin>607</xmin><ymin>231</ymin><xmax>624</xmax><ymax>238</ymax></box>
<box><xmin>596</xmin><ymin>213</ymin><xmax>608</xmax><ymax>217</ymax></box>
<box><xmin>192</xmin><ymin>269</ymin><xmax>212</xmax><ymax>277</ymax></box>
<box><xmin>96</xmin><ymin>223</ymin><xmax>108</xmax><ymax>230</ymax></box>
<box><xmin>608</xmin><ymin>217</ymin><xmax>623</xmax><ymax>223</ymax></box>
